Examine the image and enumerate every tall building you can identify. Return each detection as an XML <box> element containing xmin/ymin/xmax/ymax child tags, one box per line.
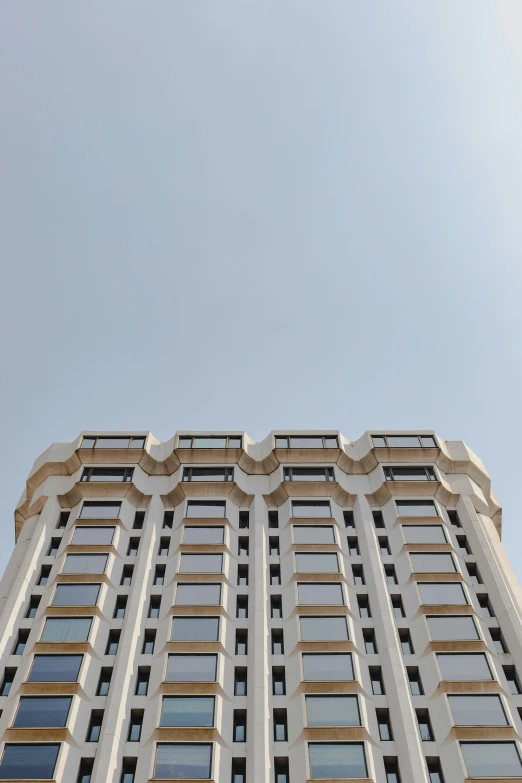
<box><xmin>0</xmin><ymin>430</ymin><xmax>520</xmax><ymax>783</ymax></box>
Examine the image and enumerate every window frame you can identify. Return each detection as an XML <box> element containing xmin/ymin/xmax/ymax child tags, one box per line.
<box><xmin>182</xmin><ymin>467</ymin><xmax>234</xmax><ymax>483</ymax></box>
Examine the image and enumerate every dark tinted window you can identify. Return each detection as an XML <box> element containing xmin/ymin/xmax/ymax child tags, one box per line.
<box><xmin>29</xmin><ymin>655</ymin><xmax>83</xmax><ymax>683</ymax></box>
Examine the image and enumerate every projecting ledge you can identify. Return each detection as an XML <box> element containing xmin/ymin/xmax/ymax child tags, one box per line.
<box><xmin>305</xmin><ymin>779</ymin><xmax>373</xmax><ymax>783</ymax></box>
<box><xmin>153</xmin><ymin>727</ymin><xmax>219</xmax><ymax>741</ymax></box>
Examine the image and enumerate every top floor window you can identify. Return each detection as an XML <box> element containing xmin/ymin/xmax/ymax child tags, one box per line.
<box><xmin>384</xmin><ymin>466</ymin><xmax>437</xmax><ymax>482</ymax></box>
<box><xmin>283</xmin><ymin>467</ymin><xmax>335</xmax><ymax>482</ymax></box>
<box><xmin>178</xmin><ymin>435</ymin><xmax>242</xmax><ymax>449</ymax></box>
<box><xmin>80</xmin><ymin>468</ymin><xmax>134</xmax><ymax>483</ymax></box>
<box><xmin>80</xmin><ymin>435</ymin><xmax>145</xmax><ymax>449</ymax></box>
<box><xmin>182</xmin><ymin>467</ymin><xmax>234</xmax><ymax>483</ymax></box>
<box><xmin>275</xmin><ymin>435</ymin><xmax>338</xmax><ymax>449</ymax></box>
<box><xmin>372</xmin><ymin>434</ymin><xmax>437</xmax><ymax>448</ymax></box>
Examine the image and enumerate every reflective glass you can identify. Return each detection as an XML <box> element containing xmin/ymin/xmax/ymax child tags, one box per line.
<box><xmin>179</xmin><ymin>554</ymin><xmax>223</xmax><ymax>573</ymax></box>
<box><xmin>79</xmin><ymin>502</ymin><xmax>121</xmax><ymax>519</ymax></box>
<box><xmin>186</xmin><ymin>502</ymin><xmax>226</xmax><ymax>518</ymax></box>
<box><xmin>154</xmin><ymin>744</ymin><xmax>212</xmax><ymax>779</ymax></box>
<box><xmin>166</xmin><ymin>655</ymin><xmax>217</xmax><ymax>682</ymax></box>
<box><xmin>403</xmin><ymin>526</ymin><xmax>446</xmax><ymax>544</ymax></box>
<box><xmin>0</xmin><ymin>744</ymin><xmax>60</xmax><ymax>780</ymax></box>
<box><xmin>41</xmin><ymin>618</ymin><xmax>92</xmax><ymax>643</ymax></box>
<box><xmin>298</xmin><ymin>583</ymin><xmax>344</xmax><ymax>605</ymax></box>
<box><xmin>193</xmin><ymin>438</ymin><xmax>227</xmax><ymax>449</ymax></box>
<box><xmin>28</xmin><ymin>655</ymin><xmax>83</xmax><ymax>682</ymax></box>
<box><xmin>171</xmin><ymin>617</ymin><xmax>220</xmax><ymax>642</ymax></box>
<box><xmin>396</xmin><ymin>500</ymin><xmax>438</xmax><ymax>517</ymax></box>
<box><xmin>293</xmin><ymin>526</ymin><xmax>335</xmax><ymax>544</ymax></box>
<box><xmin>419</xmin><ymin>583</ymin><xmax>467</xmax><ymax>605</ymax></box>
<box><xmin>289</xmin><ymin>437</ymin><xmax>324</xmax><ymax>448</ymax></box>
<box><xmin>175</xmin><ymin>584</ymin><xmax>221</xmax><ymax>605</ymax></box>
<box><xmin>295</xmin><ymin>553</ymin><xmax>339</xmax><ymax>573</ymax></box>
<box><xmin>292</xmin><ymin>501</ymin><xmax>331</xmax><ymax>518</ymax></box>
<box><xmin>386</xmin><ymin>436</ymin><xmax>422</xmax><ymax>447</ymax></box>
<box><xmin>306</xmin><ymin>696</ymin><xmax>360</xmax><ymax>726</ymax></box>
<box><xmin>95</xmin><ymin>438</ymin><xmax>130</xmax><ymax>448</ymax></box>
<box><xmin>183</xmin><ymin>527</ymin><xmax>224</xmax><ymax>545</ymax></box>
<box><xmin>449</xmin><ymin>695</ymin><xmax>507</xmax><ymax>726</ymax></box>
<box><xmin>303</xmin><ymin>654</ymin><xmax>354</xmax><ymax>681</ymax></box>
<box><xmin>387</xmin><ymin>467</ymin><xmax>434</xmax><ymax>480</ymax></box>
<box><xmin>62</xmin><ymin>554</ymin><xmax>108</xmax><ymax>574</ymax></box>
<box><xmin>410</xmin><ymin>553</ymin><xmax>456</xmax><ymax>573</ymax></box>
<box><xmin>14</xmin><ymin>696</ymin><xmax>71</xmax><ymax>728</ymax></box>
<box><xmin>71</xmin><ymin>527</ymin><xmax>114</xmax><ymax>545</ymax></box>
<box><xmin>427</xmin><ymin>616</ymin><xmax>479</xmax><ymax>641</ymax></box>
<box><xmin>437</xmin><ymin>654</ymin><xmax>492</xmax><ymax>681</ymax></box>
<box><xmin>309</xmin><ymin>743</ymin><xmax>367</xmax><ymax>778</ymax></box>
<box><xmin>186</xmin><ymin>468</ymin><xmax>232</xmax><ymax>481</ymax></box>
<box><xmin>300</xmin><ymin>616</ymin><xmax>349</xmax><ymax>641</ymax></box>
<box><xmin>461</xmin><ymin>742</ymin><xmax>522</xmax><ymax>777</ymax></box>
<box><xmin>160</xmin><ymin>697</ymin><xmax>215</xmax><ymax>727</ymax></box>
<box><xmin>52</xmin><ymin>584</ymin><xmax>100</xmax><ymax>606</ymax></box>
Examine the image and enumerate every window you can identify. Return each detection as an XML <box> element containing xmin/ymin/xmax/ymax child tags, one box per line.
<box><xmin>408</xmin><ymin>667</ymin><xmax>423</xmax><ymax>695</ymax></box>
<box><xmin>239</xmin><ymin>537</ymin><xmax>250</xmax><ymax>556</ymax></box>
<box><xmin>272</xmin><ymin>630</ymin><xmax>284</xmax><ymax>655</ymax></box>
<box><xmin>427</xmin><ymin>615</ymin><xmax>479</xmax><ymax>641</ymax></box>
<box><xmin>236</xmin><ymin>630</ymin><xmax>248</xmax><ymax>655</ymax></box>
<box><xmin>154</xmin><ymin>743</ymin><xmax>212</xmax><ymax>779</ymax></box>
<box><xmin>303</xmin><ymin>653</ymin><xmax>354</xmax><ymax>681</ymax></box>
<box><xmin>353</xmin><ymin>566</ymin><xmax>365</xmax><ymax>585</ymax></box>
<box><xmin>373</xmin><ymin>434</ymin><xmax>437</xmax><ymax>448</ymax></box>
<box><xmin>358</xmin><ymin>595</ymin><xmax>371</xmax><ymax>618</ymax></box>
<box><xmin>153</xmin><ymin>565</ymin><xmax>165</xmax><ymax>586</ymax></box>
<box><xmin>135</xmin><ymin>667</ymin><xmax>150</xmax><ymax>696</ymax></box>
<box><xmin>26</xmin><ymin>596</ymin><xmax>41</xmax><ymax>618</ymax></box>
<box><xmin>419</xmin><ymin>583</ymin><xmax>467</xmax><ymax>605</ymax></box>
<box><xmin>377</xmin><ymin>709</ymin><xmax>393</xmax><ymax>740</ymax></box>
<box><xmin>370</xmin><ymin>667</ymin><xmax>385</xmax><ymax>695</ymax></box>
<box><xmin>80</xmin><ymin>435</ymin><xmax>145</xmax><ymax>449</ymax></box>
<box><xmin>447</xmin><ymin>510</ymin><xmax>461</xmax><ymax>527</ymax></box>
<box><xmin>120</xmin><ymin>758</ymin><xmax>137</xmax><ymax>783</ymax></box>
<box><xmin>273</xmin><ymin>667</ymin><xmax>286</xmax><ymax>695</ymax></box>
<box><xmin>232</xmin><ymin>758</ymin><xmax>246</xmax><ymax>783</ymax></box>
<box><xmin>142</xmin><ymin>630</ymin><xmax>155</xmax><ymax>654</ymax></box>
<box><xmin>148</xmin><ymin>596</ymin><xmax>161</xmax><ymax>618</ymax></box>
<box><xmin>106</xmin><ymin>630</ymin><xmax>121</xmax><ymax>655</ymax></box>
<box><xmin>309</xmin><ymin>743</ymin><xmax>367</xmax><ymax>779</ymax></box>
<box><xmin>396</xmin><ymin>500</ymin><xmax>438</xmax><ymax>517</ymax></box>
<box><xmin>295</xmin><ymin>553</ymin><xmax>339</xmax><ymax>573</ymax></box>
<box><xmin>186</xmin><ymin>501</ymin><xmax>226</xmax><ymax>518</ymax></box>
<box><xmin>293</xmin><ymin>526</ymin><xmax>335</xmax><ymax>544</ymax></box>
<box><xmin>133</xmin><ymin>511</ymin><xmax>145</xmax><ymax>529</ymax></box>
<box><xmin>363</xmin><ymin>629</ymin><xmax>377</xmax><ymax>654</ymax></box>
<box><xmin>86</xmin><ymin>709</ymin><xmax>104</xmax><ymax>741</ymax></box>
<box><xmin>270</xmin><ymin>566</ymin><xmax>281</xmax><ymax>586</ymax></box>
<box><xmin>37</xmin><ymin>565</ymin><xmax>51</xmax><ymax>586</ymax></box>
<box><xmin>344</xmin><ymin>510</ymin><xmax>355</xmax><ymax>528</ymax></box>
<box><xmin>127</xmin><ymin>538</ymin><xmax>140</xmax><ymax>556</ymax></box>
<box><xmin>283</xmin><ymin>466</ymin><xmax>335</xmax><ymax>482</ymax></box>
<box><xmin>391</xmin><ymin>596</ymin><xmax>405</xmax><ymax>618</ymax></box>
<box><xmin>274</xmin><ymin>758</ymin><xmax>289</xmax><ymax>783</ymax></box>
<box><xmin>179</xmin><ymin>435</ymin><xmax>242</xmax><ymax>449</ymax></box>
<box><xmin>239</xmin><ymin>510</ymin><xmax>249</xmax><ymax>529</ymax></box>
<box><xmin>29</xmin><ymin>655</ymin><xmax>83</xmax><ymax>682</ymax></box>
<box><xmin>348</xmin><ymin>537</ymin><xmax>360</xmax><ymax>556</ymax></box>
<box><xmin>426</xmin><ymin>759</ymin><xmax>444</xmax><ymax>783</ymax></box>
<box><xmin>41</xmin><ymin>617</ymin><xmax>92</xmax><ymax>643</ymax></box>
<box><xmin>166</xmin><ymin>655</ymin><xmax>217</xmax><ymax>682</ymax></box>
<box><xmin>306</xmin><ymin>695</ymin><xmax>361</xmax><ymax>727</ymax></box>
<box><xmin>384</xmin><ymin>758</ymin><xmax>401</xmax><ymax>783</ymax></box>
<box><xmin>171</xmin><ymin>617</ymin><xmax>220</xmax><ymax>642</ymax></box>
<box><xmin>97</xmin><ymin>667</ymin><xmax>113</xmax><ymax>696</ymax></box>
<box><xmin>449</xmin><ymin>695</ymin><xmax>508</xmax><ymax>726</ymax></box>
<box><xmin>158</xmin><ymin>537</ymin><xmax>170</xmax><ymax>556</ymax></box>
<box><xmin>268</xmin><ymin>510</ymin><xmax>279</xmax><ymax>528</ymax></box>
<box><xmin>0</xmin><ymin>668</ymin><xmax>16</xmax><ymax>696</ymax></box>
<box><xmin>298</xmin><ymin>583</ymin><xmax>344</xmax><ymax>605</ymax></box>
<box><xmin>234</xmin><ymin>667</ymin><xmax>247</xmax><ymax>696</ymax></box>
<box><xmin>467</xmin><ymin>563</ymin><xmax>482</xmax><ymax>585</ymax></box>
<box><xmin>372</xmin><ymin>510</ymin><xmax>385</xmax><ymax>528</ymax></box>
<box><xmin>180</xmin><ymin>554</ymin><xmax>223</xmax><ymax>573</ymax></box>
<box><xmin>163</xmin><ymin>510</ymin><xmax>174</xmax><ymax>529</ymax></box>
<box><xmin>13</xmin><ymin>630</ymin><xmax>29</xmax><ymax>655</ymax></box>
<box><xmin>300</xmin><ymin>616</ymin><xmax>349</xmax><ymax>641</ymax></box>
<box><xmin>399</xmin><ymin>630</ymin><xmax>414</xmax><ymax>655</ymax></box>
<box><xmin>62</xmin><ymin>554</ymin><xmax>108</xmax><ymax>574</ymax></box>
<box><xmin>80</xmin><ymin>501</ymin><xmax>121</xmax><ymax>519</ymax></box>
<box><xmin>460</xmin><ymin>742</ymin><xmax>522</xmax><ymax>777</ymax></box>
<box><xmin>456</xmin><ymin>535</ymin><xmax>471</xmax><ymax>555</ymax></box>
<box><xmin>128</xmin><ymin>710</ymin><xmax>144</xmax><ymax>740</ymax></box>
<box><xmin>503</xmin><ymin>665</ymin><xmax>522</xmax><ymax>694</ymax></box>
<box><xmin>14</xmin><ymin>696</ymin><xmax>71</xmax><ymax>728</ymax></box>
<box><xmin>238</xmin><ymin>565</ymin><xmax>249</xmax><ymax>586</ymax></box>
<box><xmin>80</xmin><ymin>467</ymin><xmax>134</xmax><ymax>483</ymax></box>
<box><xmin>53</xmin><ymin>584</ymin><xmax>100</xmax><ymax>607</ymax></box>
<box><xmin>384</xmin><ymin>466</ymin><xmax>437</xmax><ymax>481</ymax></box>
<box><xmin>57</xmin><ymin>511</ymin><xmax>70</xmax><ymax>529</ymax></box>
<box><xmin>276</xmin><ymin>435</ymin><xmax>338</xmax><ymax>449</ymax></box>
<box><xmin>175</xmin><ymin>584</ymin><xmax>221</xmax><ymax>606</ymax></box>
<box><xmin>183</xmin><ymin>527</ymin><xmax>225</xmax><ymax>545</ymax></box>
<box><xmin>417</xmin><ymin>709</ymin><xmax>433</xmax><ymax>740</ymax></box>
<box><xmin>233</xmin><ymin>710</ymin><xmax>247</xmax><ymax>742</ymax></box>
<box><xmin>120</xmin><ymin>565</ymin><xmax>134</xmax><ymax>585</ymax></box>
<box><xmin>437</xmin><ymin>653</ymin><xmax>492</xmax><ymax>681</ymax></box>
<box><xmin>0</xmin><ymin>744</ymin><xmax>60</xmax><ymax>780</ymax></box>
<box><xmin>490</xmin><ymin>628</ymin><xmax>508</xmax><ymax>654</ymax></box>
<box><xmin>403</xmin><ymin>525</ymin><xmax>447</xmax><ymax>544</ymax></box>
<box><xmin>292</xmin><ymin>500</ymin><xmax>332</xmax><ymax>518</ymax></box>
<box><xmin>274</xmin><ymin>709</ymin><xmax>288</xmax><ymax>741</ymax></box>
<box><xmin>47</xmin><ymin>538</ymin><xmax>60</xmax><ymax>556</ymax></box>
<box><xmin>269</xmin><ymin>537</ymin><xmax>279</xmax><ymax>556</ymax></box>
<box><xmin>182</xmin><ymin>467</ymin><xmax>234</xmax><ymax>482</ymax></box>
<box><xmin>271</xmin><ymin>596</ymin><xmax>282</xmax><ymax>619</ymax></box>
<box><xmin>478</xmin><ymin>594</ymin><xmax>494</xmax><ymax>617</ymax></box>
<box><xmin>237</xmin><ymin>596</ymin><xmax>248</xmax><ymax>619</ymax></box>
<box><xmin>379</xmin><ymin>537</ymin><xmax>391</xmax><ymax>556</ymax></box>
<box><xmin>410</xmin><ymin>553</ymin><xmax>456</xmax><ymax>573</ymax></box>
<box><xmin>385</xmin><ymin>565</ymin><xmax>398</xmax><ymax>585</ymax></box>
<box><xmin>71</xmin><ymin>526</ymin><xmax>115</xmax><ymax>545</ymax></box>
<box><xmin>77</xmin><ymin>758</ymin><xmax>94</xmax><ymax>783</ymax></box>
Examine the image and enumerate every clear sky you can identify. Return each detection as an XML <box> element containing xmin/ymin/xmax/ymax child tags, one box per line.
<box><xmin>1</xmin><ymin>2</ymin><xmax>522</xmax><ymax>581</ymax></box>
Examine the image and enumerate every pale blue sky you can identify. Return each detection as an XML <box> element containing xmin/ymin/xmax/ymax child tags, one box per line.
<box><xmin>1</xmin><ymin>2</ymin><xmax>522</xmax><ymax>579</ymax></box>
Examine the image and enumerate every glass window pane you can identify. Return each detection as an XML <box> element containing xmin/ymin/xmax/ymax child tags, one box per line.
<box><xmin>52</xmin><ymin>584</ymin><xmax>100</xmax><ymax>606</ymax></box>
<box><xmin>79</xmin><ymin>502</ymin><xmax>121</xmax><ymax>519</ymax></box>
<box><xmin>62</xmin><ymin>555</ymin><xmax>108</xmax><ymax>574</ymax></box>
<box><xmin>193</xmin><ymin>438</ymin><xmax>227</xmax><ymax>449</ymax></box>
<box><xmin>186</xmin><ymin>468</ymin><xmax>232</xmax><ymax>481</ymax></box>
<box><xmin>154</xmin><ymin>744</ymin><xmax>212</xmax><ymax>779</ymax></box>
<box><xmin>295</xmin><ymin>554</ymin><xmax>339</xmax><ymax>573</ymax></box>
<box><xmin>410</xmin><ymin>553</ymin><xmax>456</xmax><ymax>573</ymax></box>
<box><xmin>41</xmin><ymin>618</ymin><xmax>92</xmax><ymax>643</ymax></box>
<box><xmin>166</xmin><ymin>655</ymin><xmax>217</xmax><ymax>682</ymax></box>
<box><xmin>388</xmin><ymin>467</ymin><xmax>433</xmax><ymax>480</ymax></box>
<box><xmin>449</xmin><ymin>696</ymin><xmax>507</xmax><ymax>726</ymax></box>
<box><xmin>179</xmin><ymin>554</ymin><xmax>223</xmax><ymax>573</ymax></box>
<box><xmin>461</xmin><ymin>742</ymin><xmax>522</xmax><ymax>777</ymax></box>
<box><xmin>0</xmin><ymin>744</ymin><xmax>60</xmax><ymax>780</ymax></box>
<box><xmin>171</xmin><ymin>618</ymin><xmax>220</xmax><ymax>642</ymax></box>
<box><xmin>427</xmin><ymin>616</ymin><xmax>479</xmax><ymax>641</ymax></box>
<box><xmin>289</xmin><ymin>437</ymin><xmax>324</xmax><ymax>448</ymax></box>
<box><xmin>95</xmin><ymin>437</ymin><xmax>131</xmax><ymax>448</ymax></box>
<box><xmin>292</xmin><ymin>501</ymin><xmax>331</xmax><ymax>518</ymax></box>
<box><xmin>186</xmin><ymin>502</ymin><xmax>226</xmax><ymax>518</ymax></box>
<box><xmin>286</xmin><ymin>467</ymin><xmax>332</xmax><ymax>481</ymax></box>
<box><xmin>396</xmin><ymin>500</ymin><xmax>438</xmax><ymax>517</ymax></box>
<box><xmin>160</xmin><ymin>697</ymin><xmax>215</xmax><ymax>727</ymax></box>
<box><xmin>309</xmin><ymin>743</ymin><xmax>367</xmax><ymax>778</ymax></box>
<box><xmin>183</xmin><ymin>527</ymin><xmax>224</xmax><ymax>545</ymax></box>
<box><xmin>300</xmin><ymin>617</ymin><xmax>349</xmax><ymax>641</ymax></box>
<box><xmin>175</xmin><ymin>584</ymin><xmax>221</xmax><ymax>605</ymax></box>
<box><xmin>303</xmin><ymin>654</ymin><xmax>354</xmax><ymax>681</ymax></box>
<box><xmin>298</xmin><ymin>584</ymin><xmax>344</xmax><ymax>605</ymax></box>
<box><xmin>28</xmin><ymin>655</ymin><xmax>83</xmax><ymax>683</ymax></box>
<box><xmin>306</xmin><ymin>696</ymin><xmax>360</xmax><ymax>726</ymax></box>
<box><xmin>14</xmin><ymin>696</ymin><xmax>71</xmax><ymax>728</ymax></box>
<box><xmin>403</xmin><ymin>526</ymin><xmax>446</xmax><ymax>544</ymax></box>
<box><xmin>293</xmin><ymin>526</ymin><xmax>335</xmax><ymax>544</ymax></box>
<box><xmin>71</xmin><ymin>527</ymin><xmax>115</xmax><ymax>545</ymax></box>
<box><xmin>419</xmin><ymin>583</ymin><xmax>467</xmax><ymax>605</ymax></box>
<box><xmin>386</xmin><ymin>436</ymin><xmax>421</xmax><ymax>447</ymax></box>
<box><xmin>437</xmin><ymin>654</ymin><xmax>492</xmax><ymax>681</ymax></box>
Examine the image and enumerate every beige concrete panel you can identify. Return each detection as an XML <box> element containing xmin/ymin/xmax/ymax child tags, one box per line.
<box><xmin>437</xmin><ymin>680</ymin><xmax>502</xmax><ymax>694</ymax></box>
<box><xmin>451</xmin><ymin>726</ymin><xmax>516</xmax><ymax>739</ymax></box>
<box><xmin>297</xmin><ymin>681</ymin><xmax>360</xmax><ymax>694</ymax></box>
<box><xmin>410</xmin><ymin>573</ymin><xmax>463</xmax><ymax>582</ymax></box>
<box><xmin>159</xmin><ymin>682</ymin><xmax>220</xmax><ymax>695</ymax></box>
<box><xmin>65</xmin><ymin>544</ymin><xmax>115</xmax><ymax>555</ymax></box>
<box><xmin>292</xmin><ymin>573</ymin><xmax>344</xmax><ymax>583</ymax></box>
<box><xmin>175</xmin><ymin>448</ymin><xmax>243</xmax><ymax>465</ymax></box>
<box><xmin>5</xmin><ymin>728</ymin><xmax>69</xmax><ymax>741</ymax></box>
<box><xmin>33</xmin><ymin>642</ymin><xmax>92</xmax><ymax>653</ymax></box>
<box><xmin>372</xmin><ymin>447</ymin><xmax>440</xmax><ymax>463</ymax></box>
<box><xmin>19</xmin><ymin>682</ymin><xmax>81</xmax><ymax>695</ymax></box>
<box><xmin>58</xmin><ymin>482</ymin><xmax>150</xmax><ymax>509</ymax></box>
<box><xmin>301</xmin><ymin>726</ymin><xmax>367</xmax><ymax>741</ymax></box>
<box><xmin>289</xmin><ymin>544</ymin><xmax>339</xmax><ymax>552</ymax></box>
<box><xmin>73</xmin><ymin>517</ymin><xmax>124</xmax><ymax>527</ymax></box>
<box><xmin>288</xmin><ymin>517</ymin><xmax>338</xmax><ymax>526</ymax></box>
<box><xmin>396</xmin><ymin>516</ymin><xmax>446</xmax><ymax>525</ymax></box>
<box><xmin>418</xmin><ymin>605</ymin><xmax>474</xmax><ymax>616</ymax></box>
<box><xmin>264</xmin><ymin>482</ymin><xmax>355</xmax><ymax>509</ymax></box>
<box><xmin>45</xmin><ymin>606</ymin><xmax>101</xmax><ymax>618</ymax></box>
<box><xmin>179</xmin><ymin>544</ymin><xmax>227</xmax><ymax>554</ymax></box>
<box><xmin>181</xmin><ymin>517</ymin><xmax>231</xmax><ymax>526</ymax></box>
<box><xmin>56</xmin><ymin>573</ymin><xmax>110</xmax><ymax>585</ymax></box>
<box><xmin>294</xmin><ymin>641</ymin><xmax>355</xmax><ymax>653</ymax></box>
<box><xmin>294</xmin><ymin>605</ymin><xmax>349</xmax><ymax>616</ymax></box>
<box><xmin>403</xmin><ymin>543</ymin><xmax>453</xmax><ymax>553</ymax></box>
<box><xmin>429</xmin><ymin>641</ymin><xmax>487</xmax><ymax>652</ymax></box>
<box><xmin>161</xmin><ymin>482</ymin><xmax>252</xmax><ymax>509</ymax></box>
<box><xmin>305</xmin><ymin>779</ymin><xmax>373</xmax><ymax>783</ymax></box>
<box><xmin>164</xmin><ymin>642</ymin><xmax>223</xmax><ymax>654</ymax></box>
<box><xmin>274</xmin><ymin>447</ymin><xmax>341</xmax><ymax>464</ymax></box>
<box><xmin>153</xmin><ymin>727</ymin><xmax>219</xmax><ymax>741</ymax></box>
<box><xmin>174</xmin><ymin>573</ymin><xmax>227</xmax><ymax>584</ymax></box>
<box><xmin>169</xmin><ymin>606</ymin><xmax>226</xmax><ymax>616</ymax></box>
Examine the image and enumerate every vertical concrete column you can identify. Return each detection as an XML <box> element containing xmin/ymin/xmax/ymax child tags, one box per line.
<box><xmin>93</xmin><ymin>493</ymin><xmax>161</xmax><ymax>783</ymax></box>
<box><xmin>248</xmin><ymin>494</ymin><xmax>270</xmax><ymax>783</ymax></box>
<box><xmin>355</xmin><ymin>494</ymin><xmax>429</xmax><ymax>783</ymax></box>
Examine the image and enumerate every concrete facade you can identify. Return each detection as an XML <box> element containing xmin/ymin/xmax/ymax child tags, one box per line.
<box><xmin>0</xmin><ymin>430</ymin><xmax>520</xmax><ymax>782</ymax></box>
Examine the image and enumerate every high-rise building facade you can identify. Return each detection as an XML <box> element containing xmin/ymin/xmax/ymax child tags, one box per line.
<box><xmin>0</xmin><ymin>430</ymin><xmax>520</xmax><ymax>783</ymax></box>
